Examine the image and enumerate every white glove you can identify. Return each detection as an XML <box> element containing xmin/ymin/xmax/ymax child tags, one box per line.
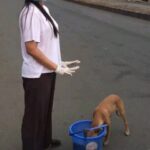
<box><xmin>55</xmin><ymin>65</ymin><xmax>80</xmax><ymax>76</ymax></box>
<box><xmin>61</xmin><ymin>60</ymin><xmax>81</xmax><ymax>68</ymax></box>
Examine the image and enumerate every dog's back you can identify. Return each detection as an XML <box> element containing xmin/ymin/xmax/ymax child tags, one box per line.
<box><xmin>95</xmin><ymin>94</ymin><xmax>121</xmax><ymax>116</ymax></box>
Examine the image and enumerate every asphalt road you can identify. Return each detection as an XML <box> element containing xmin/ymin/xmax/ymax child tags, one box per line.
<box><xmin>0</xmin><ymin>0</ymin><xmax>150</xmax><ymax>149</ymax></box>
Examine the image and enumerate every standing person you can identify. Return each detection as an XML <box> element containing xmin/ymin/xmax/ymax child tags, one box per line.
<box><xmin>19</xmin><ymin>0</ymin><xmax>80</xmax><ymax>150</ymax></box>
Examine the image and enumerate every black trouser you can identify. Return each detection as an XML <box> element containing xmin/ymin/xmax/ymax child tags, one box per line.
<box><xmin>21</xmin><ymin>73</ymin><xmax>56</xmax><ymax>150</ymax></box>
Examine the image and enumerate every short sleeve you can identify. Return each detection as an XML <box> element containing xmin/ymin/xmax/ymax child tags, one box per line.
<box><xmin>22</xmin><ymin>11</ymin><xmax>41</xmax><ymax>43</ymax></box>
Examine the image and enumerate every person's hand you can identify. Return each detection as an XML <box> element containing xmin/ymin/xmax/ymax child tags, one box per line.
<box><xmin>61</xmin><ymin>60</ymin><xmax>80</xmax><ymax>68</ymax></box>
<box><xmin>55</xmin><ymin>65</ymin><xmax>80</xmax><ymax>76</ymax></box>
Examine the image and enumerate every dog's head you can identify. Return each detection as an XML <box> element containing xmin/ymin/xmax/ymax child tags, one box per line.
<box><xmin>84</xmin><ymin>128</ymin><xmax>101</xmax><ymax>137</ymax></box>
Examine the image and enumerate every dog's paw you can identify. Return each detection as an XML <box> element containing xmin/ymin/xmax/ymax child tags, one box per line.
<box><xmin>124</xmin><ymin>129</ymin><xmax>130</xmax><ymax>136</ymax></box>
<box><xmin>103</xmin><ymin>140</ymin><xmax>109</xmax><ymax>146</ymax></box>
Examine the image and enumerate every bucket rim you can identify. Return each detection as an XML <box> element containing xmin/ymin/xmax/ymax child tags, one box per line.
<box><xmin>69</xmin><ymin>120</ymin><xmax>106</xmax><ymax>140</ymax></box>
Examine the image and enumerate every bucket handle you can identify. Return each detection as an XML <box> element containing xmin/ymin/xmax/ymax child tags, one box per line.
<box><xmin>69</xmin><ymin>124</ymin><xmax>107</xmax><ymax>136</ymax></box>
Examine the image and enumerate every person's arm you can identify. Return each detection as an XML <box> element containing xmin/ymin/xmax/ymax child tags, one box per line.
<box><xmin>25</xmin><ymin>41</ymin><xmax>80</xmax><ymax>76</ymax></box>
<box><xmin>25</xmin><ymin>41</ymin><xmax>57</xmax><ymax>71</ymax></box>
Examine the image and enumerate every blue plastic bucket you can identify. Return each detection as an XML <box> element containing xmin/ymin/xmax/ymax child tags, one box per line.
<box><xmin>69</xmin><ymin>120</ymin><xmax>107</xmax><ymax>150</ymax></box>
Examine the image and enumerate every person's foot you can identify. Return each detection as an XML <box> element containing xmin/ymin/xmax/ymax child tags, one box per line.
<box><xmin>50</xmin><ymin>139</ymin><xmax>61</xmax><ymax>148</ymax></box>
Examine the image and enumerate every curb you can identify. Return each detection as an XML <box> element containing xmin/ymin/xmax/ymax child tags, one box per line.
<box><xmin>65</xmin><ymin>0</ymin><xmax>150</xmax><ymax>21</ymax></box>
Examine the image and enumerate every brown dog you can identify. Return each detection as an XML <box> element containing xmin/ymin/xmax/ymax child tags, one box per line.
<box><xmin>87</xmin><ymin>94</ymin><xmax>130</xmax><ymax>146</ymax></box>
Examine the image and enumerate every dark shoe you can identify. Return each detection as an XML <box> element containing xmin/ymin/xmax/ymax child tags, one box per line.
<box><xmin>50</xmin><ymin>139</ymin><xmax>61</xmax><ymax>148</ymax></box>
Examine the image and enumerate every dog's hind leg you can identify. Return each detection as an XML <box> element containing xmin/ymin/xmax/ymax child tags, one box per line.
<box><xmin>117</xmin><ymin>100</ymin><xmax>130</xmax><ymax>136</ymax></box>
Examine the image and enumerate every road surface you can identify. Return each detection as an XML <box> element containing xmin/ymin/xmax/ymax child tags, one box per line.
<box><xmin>0</xmin><ymin>0</ymin><xmax>150</xmax><ymax>149</ymax></box>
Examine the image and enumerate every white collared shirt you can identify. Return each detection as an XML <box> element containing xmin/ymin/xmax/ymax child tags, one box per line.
<box><xmin>19</xmin><ymin>3</ymin><xmax>62</xmax><ymax>78</ymax></box>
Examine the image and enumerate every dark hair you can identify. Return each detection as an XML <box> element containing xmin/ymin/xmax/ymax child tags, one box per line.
<box><xmin>24</xmin><ymin>0</ymin><xmax>59</xmax><ymax>38</ymax></box>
